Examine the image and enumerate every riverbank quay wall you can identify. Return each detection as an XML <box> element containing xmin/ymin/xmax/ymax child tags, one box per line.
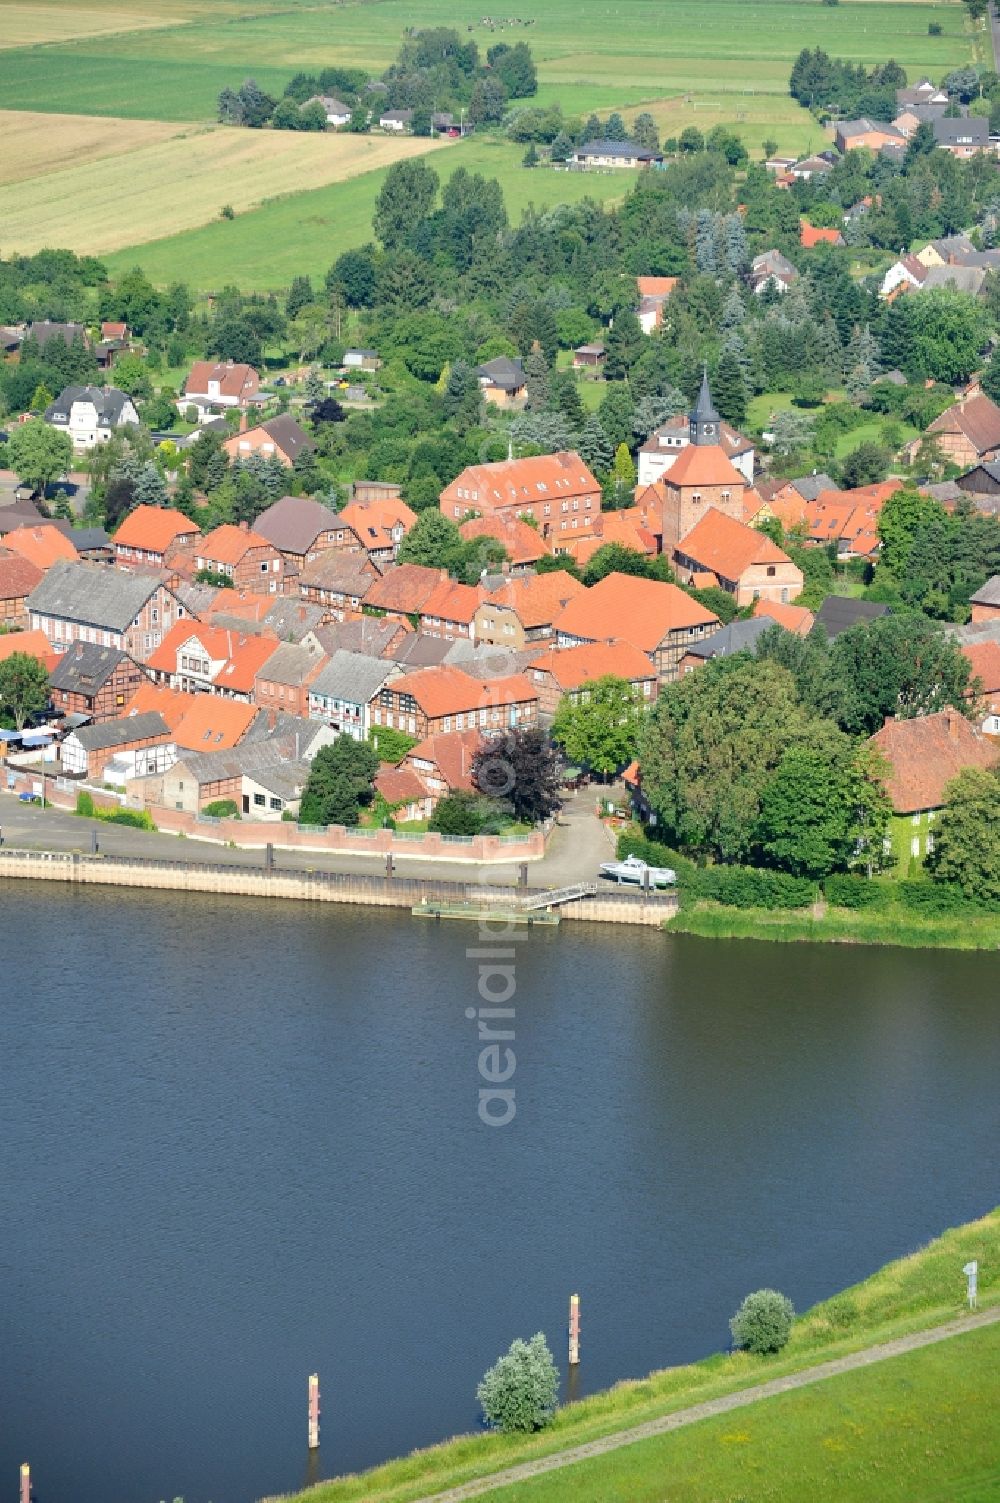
<box><xmin>0</xmin><ymin>849</ymin><xmax>676</xmax><ymax>926</ymax></box>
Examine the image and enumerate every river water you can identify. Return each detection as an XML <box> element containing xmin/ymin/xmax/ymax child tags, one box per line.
<box><xmin>1</xmin><ymin>883</ymin><xmax>997</xmax><ymax>1503</ymax></box>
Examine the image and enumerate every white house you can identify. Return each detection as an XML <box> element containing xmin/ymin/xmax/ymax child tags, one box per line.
<box><xmin>379</xmin><ymin>109</ymin><xmax>412</xmax><ymax>132</ymax></box>
<box><xmin>343</xmin><ymin>348</ymin><xmax>381</xmax><ymax>371</ymax></box>
<box><xmin>308</xmin><ymin>650</ymin><xmax>395</xmax><ymax>740</ymax></box>
<box><xmin>307</xmin><ymin>94</ymin><xmax>351</xmax><ymax>126</ymax></box>
<box><xmin>43</xmin><ymin>385</ymin><xmax>138</xmax><ymax>451</ymax></box>
<box><xmin>637</xmin><ymin>415</ymin><xmax>756</xmax><ymax>487</ymax></box>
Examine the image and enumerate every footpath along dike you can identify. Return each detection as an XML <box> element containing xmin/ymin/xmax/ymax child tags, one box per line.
<box><xmin>0</xmin><ymin>847</ymin><xmax>677</xmax><ymax>927</ymax></box>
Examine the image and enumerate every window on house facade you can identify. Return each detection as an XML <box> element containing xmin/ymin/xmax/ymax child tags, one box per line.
<box><xmin>254</xmin><ymin>793</ymin><xmax>265</xmax><ymax>807</ymax></box>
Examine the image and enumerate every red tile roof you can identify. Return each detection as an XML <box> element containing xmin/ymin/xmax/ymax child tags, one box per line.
<box><xmin>420</xmin><ymin>577</ymin><xmax>483</xmax><ymax>626</ymax></box>
<box><xmin>339</xmin><ymin>495</ymin><xmax>417</xmax><ymax>550</ymax></box>
<box><xmin>553</xmin><ymin>572</ymin><xmax>719</xmax><ymax>652</ymax></box>
<box><xmin>0</xmin><ymin>549</ymin><xmax>43</xmax><ymax>600</ymax></box>
<box><xmin>375</xmin><ymin>764</ymin><xmax>429</xmax><ymax>806</ymax></box>
<box><xmin>753</xmin><ymin>598</ymin><xmax>815</xmax><ymax>636</ymax></box>
<box><xmin>528</xmin><ymin>640</ymin><xmax>657</xmax><ymax>690</ymax></box>
<box><xmin>3</xmin><ymin>524</ymin><xmax>78</xmax><ymax>571</ymax></box>
<box><xmin>868</xmin><ymin>710</ymin><xmax>1000</xmax><ymax>812</ymax></box>
<box><xmin>676</xmin><ymin>507</ymin><xmax>794</xmax><ymax>580</ymax></box>
<box><xmin>927</xmin><ymin>394</ymin><xmax>1000</xmax><ymax>457</ymax></box>
<box><xmin>660</xmin><ymin>444</ymin><xmax>747</xmax><ymax>489</ymax></box>
<box><xmin>114</xmin><ymin>505</ymin><xmax>199</xmax><ymax>554</ymax></box>
<box><xmin>389</xmin><ymin>665</ymin><xmax>536</xmax><ymax>718</ymax></box>
<box><xmin>440</xmin><ymin>452</ymin><xmax>599</xmax><ymax>512</ymax></box>
<box><xmin>363</xmin><ymin>563</ymin><xmax>446</xmax><ymax>614</ymax></box>
<box><xmin>172</xmin><ymin>696</ymin><xmax>259</xmax><ymax>750</ymax></box>
<box><xmin>213</xmin><ymin>635</ymin><xmax>282</xmax><ymax>694</ymax></box>
<box><xmin>123</xmin><ymin>682</ymin><xmax>198</xmax><ymax>730</ymax></box>
<box><xmin>636</xmin><ymin>276</ymin><xmax>679</xmax><ymax>298</ymax></box>
<box><xmin>183</xmin><ymin>360</ymin><xmax>259</xmax><ymax>402</ymax></box>
<box><xmin>479</xmin><ymin>572</ymin><xmax>585</xmax><ymax>629</ymax></box>
<box><xmin>963</xmin><ymin>639</ymin><xmax>1000</xmax><ymax>706</ymax></box>
<box><xmin>800</xmin><ymin>222</ymin><xmax>844</xmax><ymax>248</ymax></box>
<box><xmin>404</xmin><ymin>729</ymin><xmax>482</xmax><ymax>791</ymax></box>
<box><xmin>197</xmin><ymin>524</ymin><xmax>275</xmax><ymax>567</ymax></box>
<box><xmin>459</xmin><ymin>513</ymin><xmax>550</xmax><ymax>566</ymax></box>
<box><xmin>0</xmin><ymin>629</ymin><xmax>55</xmax><ymax>667</ymax></box>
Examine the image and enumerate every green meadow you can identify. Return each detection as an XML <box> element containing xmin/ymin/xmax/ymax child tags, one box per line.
<box><xmin>101</xmin><ymin>138</ymin><xmax>633</xmax><ymax>290</ymax></box>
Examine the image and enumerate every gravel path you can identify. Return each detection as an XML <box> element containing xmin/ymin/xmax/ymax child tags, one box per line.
<box><xmin>410</xmin><ymin>1306</ymin><xmax>1000</xmax><ymax>1502</ymax></box>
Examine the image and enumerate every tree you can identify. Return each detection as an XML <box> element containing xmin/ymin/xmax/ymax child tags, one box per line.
<box><xmin>839</xmin><ymin>441</ymin><xmax>890</xmax><ymax>489</ymax></box>
<box><xmin>713</xmin><ymin>349</ymin><xmax>748</xmax><ymax>427</ymax></box>
<box><xmin>397</xmin><ymin>510</ymin><xmax>464</xmax><ymax>572</ymax></box>
<box><xmin>882</xmin><ymin>288</ymin><xmax>991</xmax><ymax>384</ymax></box>
<box><xmin>756</xmin><ymin>744</ymin><xmax>860</xmax><ymax>878</ymax></box>
<box><xmin>678</xmin><ymin>126</ymin><xmax>704</xmax><ymax>153</ymax></box>
<box><xmin>373</xmin><ymin>159</ymin><xmax>439</xmax><ymax>249</ymax></box>
<box><xmin>6</xmin><ymin>419</ymin><xmax>72</xmax><ymax>495</ymax></box>
<box><xmin>132</xmin><ymin>461</ymin><xmax>168</xmax><ymax>509</ymax></box>
<box><xmin>578</xmin><ymin>413</ymin><xmax>612</xmax><ymax>473</ymax></box>
<box><xmin>830</xmin><ymin>614</ymin><xmax>973</xmax><ymax>735</ymax></box>
<box><xmin>298</xmin><ymin>736</ymin><xmax>379</xmax><ymax>826</ymax></box>
<box><xmin>551</xmin><ymin>675</ymin><xmax>645</xmax><ymax>776</ymax></box>
<box><xmin>469</xmin><ymin>75</ymin><xmax>507</xmax><ymax>124</ymax></box>
<box><xmin>610</xmin><ymin>442</ymin><xmax>636</xmax><ymax>501</ymax></box>
<box><xmin>632</xmin><ymin>112</ymin><xmax>659</xmax><ymax>151</ymax></box>
<box><xmin>582</xmin><ymin>543</ymin><xmax>665</xmax><ymax>585</ymax></box>
<box><xmin>730</xmin><ymin>1290</ymin><xmax>795</xmax><ymax>1356</ymax></box>
<box><xmin>928</xmin><ymin>767</ymin><xmax>1000</xmax><ymax>902</ymax></box>
<box><xmin>0</xmin><ymin>652</ymin><xmax>49</xmax><ymax>730</ymax></box>
<box><xmin>472</xmin><ymin>727</ymin><xmax>562</xmax><ymax>825</ymax></box>
<box><xmin>429</xmin><ymin>790</ymin><xmax>488</xmax><ymax>835</ymax></box>
<box><xmin>477</xmin><ymin>1334</ymin><xmax>559</xmax><ymax>1434</ymax></box>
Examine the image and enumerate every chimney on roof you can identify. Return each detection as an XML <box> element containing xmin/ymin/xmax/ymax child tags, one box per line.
<box><xmin>239</xmin><ymin>410</ymin><xmax>248</xmax><ymax>434</ymax></box>
<box><xmin>946</xmin><ymin>710</ymin><xmax>960</xmax><ymax>738</ymax></box>
<box><xmin>239</xmin><ymin>519</ymin><xmax>249</xmax><ymax>532</ymax></box>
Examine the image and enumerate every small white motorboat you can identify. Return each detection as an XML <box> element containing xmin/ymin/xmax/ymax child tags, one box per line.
<box><xmin>599</xmin><ymin>854</ymin><xmax>676</xmax><ymax>887</ymax></box>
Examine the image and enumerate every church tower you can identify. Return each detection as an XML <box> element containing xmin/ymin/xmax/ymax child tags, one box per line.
<box><xmin>689</xmin><ymin>368</ymin><xmax>721</xmax><ymax>446</ymax></box>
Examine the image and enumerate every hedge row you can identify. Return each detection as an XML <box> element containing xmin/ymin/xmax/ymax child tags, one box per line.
<box><xmin>75</xmin><ymin>792</ymin><xmax>156</xmax><ymax>831</ymax></box>
<box><xmin>616</xmin><ymin>832</ymin><xmax>817</xmax><ymax>910</ymax></box>
<box><xmin>822</xmin><ymin>875</ymin><xmax>893</xmax><ymax>910</ymax></box>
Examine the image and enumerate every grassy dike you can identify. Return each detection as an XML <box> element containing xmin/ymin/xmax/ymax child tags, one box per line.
<box><xmin>668</xmin><ymin>900</ymin><xmax>1000</xmax><ymax>950</ymax></box>
<box><xmin>268</xmin><ymin>1210</ymin><xmax>999</xmax><ymax>1503</ymax></box>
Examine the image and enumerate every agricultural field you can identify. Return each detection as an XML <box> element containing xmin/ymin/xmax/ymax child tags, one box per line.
<box><xmin>100</xmin><ymin>138</ymin><xmax>633</xmax><ymax>290</ymax></box>
<box><xmin>0</xmin><ymin>0</ymin><xmax>976</xmax><ymax>287</ymax></box>
<box><xmin>0</xmin><ymin>124</ymin><xmax>446</xmax><ymax>257</ymax></box>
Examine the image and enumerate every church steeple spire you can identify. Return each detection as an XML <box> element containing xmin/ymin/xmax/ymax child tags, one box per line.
<box><xmin>690</xmin><ymin>367</ymin><xmax>721</xmax><ymax>446</ymax></box>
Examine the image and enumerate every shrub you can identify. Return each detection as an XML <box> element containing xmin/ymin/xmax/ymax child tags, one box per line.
<box><xmin>729</xmin><ymin>1289</ymin><xmax>795</xmax><ymax>1355</ymax></box>
<box><xmin>823</xmin><ymin>875</ymin><xmax>891</xmax><ymax>909</ymax></box>
<box><xmin>929</xmin><ymin>21</ymin><xmax>942</xmax><ymax>34</ymax></box>
<box><xmin>203</xmin><ymin>799</ymin><xmax>239</xmax><ymax>819</ymax></box>
<box><xmin>897</xmin><ymin>879</ymin><xmax>978</xmax><ymax>914</ymax></box>
<box><xmin>477</xmin><ymin>1333</ymin><xmax>559</xmax><ymax>1433</ymax></box>
<box><xmin>103</xmin><ymin>807</ymin><xmax>156</xmax><ymax>831</ymax></box>
<box><xmin>698</xmin><ymin>866</ymin><xmax>816</xmax><ymax>910</ymax></box>
<box><xmin>75</xmin><ymin>791</ymin><xmax>96</xmax><ymax>818</ymax></box>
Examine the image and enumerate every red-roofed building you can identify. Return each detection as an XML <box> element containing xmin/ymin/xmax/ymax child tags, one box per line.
<box><xmin>362</xmin><ymin>564</ymin><xmax>448</xmax><ymax>623</ymax></box>
<box><xmin>0</xmin><ymin>549</ymin><xmax>43</xmax><ymax>629</ymax></box>
<box><xmin>562</xmin><ymin>505</ymin><xmax>660</xmax><ymax>567</ymax></box>
<box><xmin>651</xmin><ymin>374</ymin><xmax>761</xmax><ymax>550</ymax></box>
<box><xmin>3</xmin><ymin>524</ymin><xmax>78</xmax><ymax>572</ymax></box>
<box><xmin>473</xmin><ymin>572</ymin><xmax>586</xmax><ymax>648</ymax></box>
<box><xmin>190</xmin><ymin>524</ymin><xmax>285</xmax><ymax>594</ymax></box>
<box><xmin>338</xmin><ymin>495</ymin><xmax>417</xmax><ymax>564</ymax></box>
<box><xmin>527</xmin><ymin>640</ymin><xmax>659</xmax><ymax>716</ymax></box>
<box><xmin>181</xmin><ymin>360</ymin><xmax>260</xmax><ymax>419</ymax></box>
<box><xmin>418</xmin><ymin>577</ymin><xmax>483</xmax><ymax>641</ymax></box>
<box><xmin>402</xmin><ymin>729</ymin><xmax>482</xmax><ymax>802</ymax></box>
<box><xmin>114</xmin><ymin>506</ymin><xmax>200</xmax><ymax>568</ymax></box>
<box><xmin>753</xmin><ymin>598</ymin><xmax>815</xmax><ymax>636</ymax></box>
<box><xmin>373</xmin><ymin>666</ymin><xmax>538</xmax><ymax>740</ymax></box>
<box><xmin>553</xmin><ymin>571</ymin><xmax>719</xmax><ymax>680</ymax></box>
<box><xmin>636</xmin><ymin>275</ymin><xmax>679</xmax><ymax>333</ymax></box>
<box><xmin>868</xmin><ymin>709</ymin><xmax>1000</xmax><ymax>859</ymax></box>
<box><xmin>170</xmin><ymin>695</ymin><xmax>259</xmax><ymax>751</ymax></box>
<box><xmin>962</xmin><ymin>638</ymin><xmax>1000</xmax><ymax>734</ymax></box>
<box><xmin>458</xmin><ymin>513</ymin><xmax>551</xmax><ymax>571</ymax></box>
<box><xmin>440</xmin><ymin>453</ymin><xmax>601</xmax><ymax>544</ymax></box>
<box><xmin>674</xmin><ymin>508</ymin><xmax>803</xmax><ymax>605</ymax></box>
<box><xmin>0</xmin><ymin>629</ymin><xmax>58</xmax><ymax>672</ymax></box>
<box><xmin>375</xmin><ymin>763</ymin><xmax>433</xmax><ymax>822</ymax></box>
<box><xmin>147</xmin><ymin>619</ymin><xmax>279</xmax><ymax>699</ymax></box>
<box><xmin>800</xmin><ymin>221</ymin><xmax>845</xmax><ymax>248</ymax></box>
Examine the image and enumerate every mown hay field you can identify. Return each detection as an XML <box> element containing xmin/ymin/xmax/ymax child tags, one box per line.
<box><xmin>0</xmin><ymin>1</ymin><xmax>188</xmax><ymax>49</ymax></box>
<box><xmin>0</xmin><ymin>109</ymin><xmax>186</xmax><ymax>187</ymax></box>
<box><xmin>0</xmin><ymin>122</ymin><xmax>447</xmax><ymax>256</ymax></box>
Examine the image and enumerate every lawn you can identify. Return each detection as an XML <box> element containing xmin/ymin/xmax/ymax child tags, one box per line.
<box><xmin>101</xmin><ymin>138</ymin><xmax>633</xmax><ymax>290</ymax></box>
<box><xmin>265</xmin><ymin>1208</ymin><xmax>999</xmax><ymax>1503</ymax></box>
<box><xmin>470</xmin><ymin>1323</ymin><xmax>1000</xmax><ymax>1501</ymax></box>
<box><xmin>0</xmin><ymin>123</ymin><xmax>446</xmax><ymax>258</ymax></box>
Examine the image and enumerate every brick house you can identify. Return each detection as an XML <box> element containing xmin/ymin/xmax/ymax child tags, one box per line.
<box><xmin>193</xmin><ymin>524</ymin><xmax>286</xmax><ymax>594</ymax></box>
<box><xmin>970</xmin><ymin>576</ymin><xmax>1000</xmax><ymax>623</ymax></box>
<box><xmin>253</xmin><ymin>494</ymin><xmax>350</xmax><ymax>573</ymax></box>
<box><xmin>3</xmin><ymin>524</ymin><xmax>78</xmax><ymax>572</ymax></box>
<box><xmin>337</xmin><ymin>495</ymin><xmax>418</xmax><ymax>565</ymax></box>
<box><xmin>147</xmin><ymin>620</ymin><xmax>280</xmax><ymax>700</ymax></box>
<box><xmin>458</xmin><ymin>513</ymin><xmax>552</xmax><ymax>571</ymax></box>
<box><xmin>673</xmin><ymin>508</ymin><xmax>804</xmax><ymax>606</ymax></box>
<box><xmin>527</xmin><ymin>641</ymin><xmax>659</xmax><ymax>717</ymax></box>
<box><xmin>906</xmin><ymin>394</ymin><xmax>1000</xmax><ymax>470</ymax></box>
<box><xmin>297</xmin><ymin>551</ymin><xmax>381</xmax><ymax>621</ymax></box>
<box><xmin>552</xmin><ymin>571</ymin><xmax>720</xmax><ymax>681</ymax></box>
<box><xmin>308</xmin><ymin>650</ymin><xmax>396</xmax><ymax>740</ymax></box>
<box><xmin>253</xmin><ymin>640</ymin><xmax>326</xmax><ymax>719</ymax></box>
<box><xmin>961</xmin><ymin>637</ymin><xmax>1000</xmax><ymax>734</ymax></box>
<box><xmin>0</xmin><ymin>550</ymin><xmax>43</xmax><ymax>629</ymax></box>
<box><xmin>61</xmin><ymin>710</ymin><xmax>173</xmax><ymax>781</ymax></box>
<box><xmin>402</xmin><ymin>728</ymin><xmax>481</xmax><ymax>805</ymax></box>
<box><xmin>834</xmin><ymin>118</ymin><xmax>907</xmax><ymax>153</ymax></box>
<box><xmin>418</xmin><ymin>577</ymin><xmax>483</xmax><ymax>641</ymax></box>
<box><xmin>49</xmin><ymin>642</ymin><xmax>150</xmax><ymax>723</ymax></box>
<box><xmin>440</xmin><ymin>453</ymin><xmax>601</xmax><ymax>545</ymax></box>
<box><xmin>373</xmin><ymin>666</ymin><xmax>538</xmax><ymax>740</ymax></box>
<box><xmin>26</xmin><ymin>560</ymin><xmax>190</xmax><ymax>663</ymax></box>
<box><xmin>362</xmin><ymin>563</ymin><xmax>448</xmax><ymax>625</ymax></box>
<box><xmin>223</xmin><ymin>414</ymin><xmax>315</xmax><ymax>469</ymax></box>
<box><xmin>473</xmin><ymin>572</ymin><xmax>586</xmax><ymax>649</ymax></box>
<box><xmin>374</xmin><ymin>763</ymin><xmax>433</xmax><ymax>822</ymax></box>
<box><xmin>113</xmin><ymin>505</ymin><xmax>201</xmax><ymax>568</ymax></box>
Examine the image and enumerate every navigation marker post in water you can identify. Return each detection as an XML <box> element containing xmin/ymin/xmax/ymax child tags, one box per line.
<box><xmin>308</xmin><ymin>1374</ymin><xmax>320</xmax><ymax>1449</ymax></box>
<box><xmin>568</xmin><ymin>1293</ymin><xmax>580</xmax><ymax>1365</ymax></box>
<box><xmin>20</xmin><ymin>1464</ymin><xmax>30</xmax><ymax>1503</ymax></box>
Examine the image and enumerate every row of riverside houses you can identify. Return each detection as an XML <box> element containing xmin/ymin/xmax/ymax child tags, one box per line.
<box><xmin>7</xmin><ymin>377</ymin><xmax>998</xmax><ymax>825</ymax></box>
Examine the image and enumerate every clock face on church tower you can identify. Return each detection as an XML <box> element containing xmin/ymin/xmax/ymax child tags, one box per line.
<box><xmin>702</xmin><ymin>422</ymin><xmax>716</xmax><ymax>438</ymax></box>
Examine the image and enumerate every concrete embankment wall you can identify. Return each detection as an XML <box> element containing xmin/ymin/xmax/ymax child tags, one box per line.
<box><xmin>0</xmin><ymin>850</ymin><xmax>676</xmax><ymax>927</ymax></box>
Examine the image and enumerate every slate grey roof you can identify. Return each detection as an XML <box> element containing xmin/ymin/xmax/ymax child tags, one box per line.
<box><xmin>814</xmin><ymin>597</ymin><xmax>891</xmax><ymax>638</ymax></box>
<box><xmin>262</xmin><ymin>599</ymin><xmax>325</xmax><ymax>641</ymax></box>
<box><xmin>29</xmin><ymin>321</ymin><xmax>84</xmax><ymax>349</ymax></box>
<box><xmin>933</xmin><ymin>116</ymin><xmax>989</xmax><ymax>148</ymax></box>
<box><xmin>67</xmin><ymin>527</ymin><xmax>112</xmax><ymax>554</ymax></box>
<box><xmin>44</xmin><ymin>386</ymin><xmax>135</xmax><ymax>427</ymax></box>
<box><xmin>384</xmin><ymin>633</ymin><xmax>456</xmax><ymax>669</ymax></box>
<box><xmin>917</xmin><ymin>265</ymin><xmax>986</xmax><ymax>295</ymax></box>
<box><xmin>27</xmin><ymin>560</ymin><xmax>170</xmax><ymax>631</ymax></box>
<box><xmin>254</xmin><ymin>495</ymin><xmax>338</xmax><ymax>555</ymax></box>
<box><xmin>49</xmin><ymin>642</ymin><xmax>132</xmax><ymax>694</ymax></box>
<box><xmin>309</xmin><ymin>649</ymin><xmax>394</xmax><ymax>704</ymax></box>
<box><xmin>257</xmin><ymin>640</ymin><xmax>323</xmax><ymax>687</ymax></box>
<box><xmin>72</xmin><ymin>710</ymin><xmax>168</xmax><ymax>751</ymax></box>
<box><xmin>970</xmin><ymin>575</ymin><xmax>1000</xmax><ymax>608</ymax></box>
<box><xmin>242</xmin><ymin>415</ymin><xmax>314</xmax><ymax>462</ymax></box>
<box><xmin>477</xmin><ymin>356</ymin><xmax>526</xmax><ymax>391</ymax></box>
<box><xmin>576</xmin><ymin>138</ymin><xmax>658</xmax><ymax>161</ymax></box>
<box><xmin>307</xmin><ymin>617</ymin><xmax>401</xmax><ymax>658</ymax></box>
<box><xmin>179</xmin><ymin>723</ymin><xmax>323</xmax><ymax>791</ymax></box>
<box><xmin>790</xmin><ymin>473</ymin><xmax>837</xmax><ymax>502</ymax></box>
<box><xmin>684</xmin><ymin>618</ymin><xmax>772</xmax><ymax>660</ymax></box>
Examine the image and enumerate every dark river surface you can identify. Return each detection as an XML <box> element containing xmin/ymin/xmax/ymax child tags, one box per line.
<box><xmin>1</xmin><ymin>882</ymin><xmax>998</xmax><ymax>1503</ymax></box>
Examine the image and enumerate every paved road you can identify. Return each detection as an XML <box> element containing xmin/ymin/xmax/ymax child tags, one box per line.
<box><xmin>0</xmin><ymin>784</ymin><xmax>616</xmax><ymax>890</ymax></box>
<box><xmin>409</xmin><ymin>1306</ymin><xmax>1000</xmax><ymax>1502</ymax></box>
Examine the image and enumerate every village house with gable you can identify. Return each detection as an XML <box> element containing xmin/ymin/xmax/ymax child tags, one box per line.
<box><xmin>191</xmin><ymin>523</ymin><xmax>286</xmax><ymax>595</ymax></box>
<box><xmin>373</xmin><ymin>666</ymin><xmax>538</xmax><ymax>741</ymax></box>
<box><xmin>27</xmin><ymin>560</ymin><xmax>189</xmax><ymax>663</ymax></box>
<box><xmin>868</xmin><ymin>709</ymin><xmax>1000</xmax><ymax>862</ymax></box>
<box><xmin>552</xmin><ymin>570</ymin><xmax>720</xmax><ymax>681</ymax></box>
<box><xmin>440</xmin><ymin>452</ymin><xmax>602</xmax><ymax>545</ymax></box>
<box><xmin>181</xmin><ymin>360</ymin><xmax>260</xmax><ymax>420</ymax></box>
<box><xmin>473</xmin><ymin>572</ymin><xmax>586</xmax><ymax>649</ymax></box>
<box><xmin>527</xmin><ymin>640</ymin><xmax>659</xmax><ymax>718</ymax></box>
<box><xmin>48</xmin><ymin>642</ymin><xmax>150</xmax><ymax>723</ymax></box>
<box><xmin>672</xmin><ymin>507</ymin><xmax>804</xmax><ymax>605</ymax></box>
<box><xmin>297</xmin><ymin>551</ymin><xmax>381</xmax><ymax>622</ymax></box>
<box><xmin>307</xmin><ymin>650</ymin><xmax>396</xmax><ymax>740</ymax></box>
<box><xmin>113</xmin><ymin>505</ymin><xmax>200</xmax><ymax>569</ymax></box>
<box><xmin>0</xmin><ymin>550</ymin><xmax>43</xmax><ymax>630</ymax></box>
